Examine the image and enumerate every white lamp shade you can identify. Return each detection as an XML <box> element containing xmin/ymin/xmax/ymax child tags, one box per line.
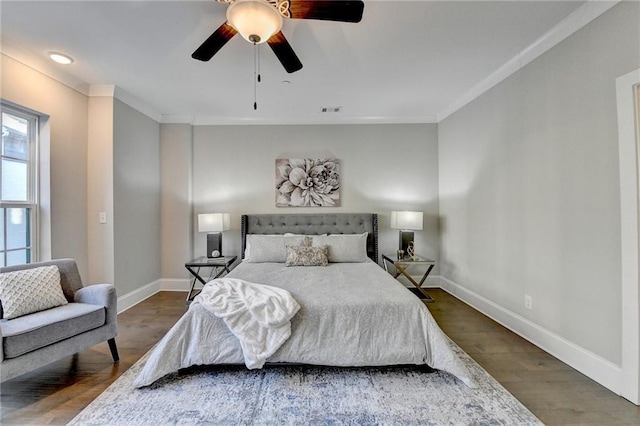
<box><xmin>198</xmin><ymin>213</ymin><xmax>231</xmax><ymax>233</ymax></box>
<box><xmin>227</xmin><ymin>0</ymin><xmax>283</xmax><ymax>44</ymax></box>
<box><xmin>390</xmin><ymin>211</ymin><xmax>423</xmax><ymax>230</ymax></box>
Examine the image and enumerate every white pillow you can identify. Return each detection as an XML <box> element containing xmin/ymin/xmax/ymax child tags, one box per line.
<box><xmin>0</xmin><ymin>265</ymin><xmax>68</xmax><ymax>319</ymax></box>
<box><xmin>245</xmin><ymin>235</ymin><xmax>306</xmax><ymax>263</ymax></box>
<box><xmin>311</xmin><ymin>232</ymin><xmax>369</xmax><ymax>263</ymax></box>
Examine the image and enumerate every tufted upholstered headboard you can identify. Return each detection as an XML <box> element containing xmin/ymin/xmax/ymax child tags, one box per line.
<box><xmin>241</xmin><ymin>213</ymin><xmax>378</xmax><ymax>262</ymax></box>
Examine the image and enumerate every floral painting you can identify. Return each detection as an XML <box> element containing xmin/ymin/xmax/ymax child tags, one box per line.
<box><xmin>275</xmin><ymin>158</ymin><xmax>340</xmax><ymax>207</ymax></box>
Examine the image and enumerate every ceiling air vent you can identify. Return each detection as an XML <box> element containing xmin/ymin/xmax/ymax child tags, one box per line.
<box><xmin>320</xmin><ymin>106</ymin><xmax>342</xmax><ymax>113</ymax></box>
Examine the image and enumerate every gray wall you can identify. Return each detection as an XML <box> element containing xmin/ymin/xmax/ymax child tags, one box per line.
<box><xmin>1</xmin><ymin>54</ymin><xmax>89</xmax><ymax>278</ymax></box>
<box><xmin>160</xmin><ymin>123</ymin><xmax>193</xmax><ymax>279</ymax></box>
<box><xmin>438</xmin><ymin>2</ymin><xmax>640</xmax><ymax>365</ymax></box>
<box><xmin>187</xmin><ymin>123</ymin><xmax>439</xmax><ymax>266</ymax></box>
<box><xmin>113</xmin><ymin>99</ymin><xmax>161</xmax><ymax>295</ymax></box>
<box><xmin>87</xmin><ymin>96</ymin><xmax>115</xmax><ymax>285</ymax></box>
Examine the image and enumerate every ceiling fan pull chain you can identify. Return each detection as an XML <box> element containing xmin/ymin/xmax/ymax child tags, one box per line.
<box><xmin>253</xmin><ymin>43</ymin><xmax>258</xmax><ymax>110</ymax></box>
<box><xmin>257</xmin><ymin>44</ymin><xmax>261</xmax><ymax>83</ymax></box>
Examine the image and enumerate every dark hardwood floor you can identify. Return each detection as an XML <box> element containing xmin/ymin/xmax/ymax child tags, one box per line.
<box><xmin>0</xmin><ymin>292</ymin><xmax>188</xmax><ymax>425</ymax></box>
<box><xmin>428</xmin><ymin>290</ymin><xmax>640</xmax><ymax>426</ymax></box>
<box><xmin>1</xmin><ymin>289</ymin><xmax>639</xmax><ymax>425</ymax></box>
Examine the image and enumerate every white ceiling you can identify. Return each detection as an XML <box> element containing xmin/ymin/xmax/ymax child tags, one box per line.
<box><xmin>1</xmin><ymin>1</ymin><xmax>596</xmax><ymax>124</ymax></box>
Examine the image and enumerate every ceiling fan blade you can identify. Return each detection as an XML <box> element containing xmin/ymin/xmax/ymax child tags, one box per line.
<box><xmin>192</xmin><ymin>22</ymin><xmax>237</xmax><ymax>61</ymax></box>
<box><xmin>288</xmin><ymin>0</ymin><xmax>364</xmax><ymax>23</ymax></box>
<box><xmin>267</xmin><ymin>31</ymin><xmax>303</xmax><ymax>73</ymax></box>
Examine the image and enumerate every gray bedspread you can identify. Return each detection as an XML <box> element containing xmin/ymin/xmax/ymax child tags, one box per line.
<box><xmin>134</xmin><ymin>260</ymin><xmax>475</xmax><ymax>388</ymax></box>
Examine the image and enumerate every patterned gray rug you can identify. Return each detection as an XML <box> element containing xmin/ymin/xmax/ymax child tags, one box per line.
<box><xmin>69</xmin><ymin>341</ymin><xmax>542</xmax><ymax>425</ymax></box>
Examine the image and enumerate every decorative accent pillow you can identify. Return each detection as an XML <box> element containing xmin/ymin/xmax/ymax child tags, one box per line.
<box><xmin>311</xmin><ymin>232</ymin><xmax>369</xmax><ymax>263</ymax></box>
<box><xmin>285</xmin><ymin>245</ymin><xmax>329</xmax><ymax>267</ymax></box>
<box><xmin>0</xmin><ymin>265</ymin><xmax>68</xmax><ymax>319</ymax></box>
<box><xmin>245</xmin><ymin>235</ymin><xmax>306</xmax><ymax>263</ymax></box>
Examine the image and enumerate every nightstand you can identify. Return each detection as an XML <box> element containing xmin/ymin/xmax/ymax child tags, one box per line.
<box><xmin>184</xmin><ymin>255</ymin><xmax>237</xmax><ymax>303</ymax></box>
<box><xmin>381</xmin><ymin>253</ymin><xmax>435</xmax><ymax>302</ymax></box>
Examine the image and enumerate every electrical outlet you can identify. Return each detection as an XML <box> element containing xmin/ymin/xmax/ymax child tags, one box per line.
<box><xmin>524</xmin><ymin>294</ymin><xmax>533</xmax><ymax>310</ymax></box>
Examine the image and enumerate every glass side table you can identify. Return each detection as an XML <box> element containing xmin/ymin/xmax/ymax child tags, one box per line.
<box><xmin>381</xmin><ymin>253</ymin><xmax>436</xmax><ymax>303</ymax></box>
<box><xmin>184</xmin><ymin>255</ymin><xmax>237</xmax><ymax>303</ymax></box>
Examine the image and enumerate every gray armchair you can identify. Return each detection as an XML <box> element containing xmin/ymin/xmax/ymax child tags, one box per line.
<box><xmin>1</xmin><ymin>259</ymin><xmax>118</xmax><ymax>382</ymax></box>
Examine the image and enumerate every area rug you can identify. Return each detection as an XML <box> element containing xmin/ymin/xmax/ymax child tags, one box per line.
<box><xmin>68</xmin><ymin>340</ymin><xmax>542</xmax><ymax>425</ymax></box>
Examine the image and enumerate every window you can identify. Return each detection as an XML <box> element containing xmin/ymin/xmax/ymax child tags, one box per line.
<box><xmin>0</xmin><ymin>104</ymin><xmax>38</xmax><ymax>267</ymax></box>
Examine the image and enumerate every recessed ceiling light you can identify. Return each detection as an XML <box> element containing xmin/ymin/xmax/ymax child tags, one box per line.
<box><xmin>48</xmin><ymin>52</ymin><xmax>74</xmax><ymax>65</ymax></box>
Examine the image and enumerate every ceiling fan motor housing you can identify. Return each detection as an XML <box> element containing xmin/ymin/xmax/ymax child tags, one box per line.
<box><xmin>226</xmin><ymin>0</ymin><xmax>283</xmax><ymax>44</ymax></box>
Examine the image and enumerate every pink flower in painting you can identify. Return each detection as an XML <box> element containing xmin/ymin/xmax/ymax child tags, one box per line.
<box><xmin>276</xmin><ymin>158</ymin><xmax>340</xmax><ymax>207</ymax></box>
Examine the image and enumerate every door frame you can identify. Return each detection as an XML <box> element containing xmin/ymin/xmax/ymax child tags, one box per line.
<box><xmin>616</xmin><ymin>68</ymin><xmax>640</xmax><ymax>405</ymax></box>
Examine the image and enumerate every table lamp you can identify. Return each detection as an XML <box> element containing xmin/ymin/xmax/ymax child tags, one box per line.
<box><xmin>390</xmin><ymin>211</ymin><xmax>423</xmax><ymax>257</ymax></box>
<box><xmin>198</xmin><ymin>213</ymin><xmax>230</xmax><ymax>258</ymax></box>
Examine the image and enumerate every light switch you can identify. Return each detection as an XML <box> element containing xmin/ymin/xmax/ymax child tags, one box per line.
<box><xmin>99</xmin><ymin>212</ymin><xmax>107</xmax><ymax>224</ymax></box>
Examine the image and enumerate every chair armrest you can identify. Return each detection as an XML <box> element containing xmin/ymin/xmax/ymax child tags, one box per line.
<box><xmin>74</xmin><ymin>284</ymin><xmax>117</xmax><ymax>326</ymax></box>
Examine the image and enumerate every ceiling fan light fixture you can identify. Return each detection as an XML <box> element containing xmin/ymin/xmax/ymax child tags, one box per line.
<box><xmin>227</xmin><ymin>0</ymin><xmax>283</xmax><ymax>44</ymax></box>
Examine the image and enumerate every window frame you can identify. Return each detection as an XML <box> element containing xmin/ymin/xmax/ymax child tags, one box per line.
<box><xmin>1</xmin><ymin>102</ymin><xmax>39</xmax><ymax>266</ymax></box>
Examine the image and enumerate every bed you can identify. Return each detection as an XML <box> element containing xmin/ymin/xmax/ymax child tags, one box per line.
<box><xmin>134</xmin><ymin>213</ymin><xmax>474</xmax><ymax>388</ymax></box>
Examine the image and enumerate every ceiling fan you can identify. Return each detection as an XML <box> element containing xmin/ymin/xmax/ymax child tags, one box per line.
<box><xmin>192</xmin><ymin>0</ymin><xmax>365</xmax><ymax>73</ymax></box>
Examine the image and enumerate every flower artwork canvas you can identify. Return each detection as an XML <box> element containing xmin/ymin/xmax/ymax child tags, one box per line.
<box><xmin>276</xmin><ymin>158</ymin><xmax>340</xmax><ymax>207</ymax></box>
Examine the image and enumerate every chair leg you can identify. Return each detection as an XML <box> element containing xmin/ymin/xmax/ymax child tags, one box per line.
<box><xmin>108</xmin><ymin>338</ymin><xmax>120</xmax><ymax>362</ymax></box>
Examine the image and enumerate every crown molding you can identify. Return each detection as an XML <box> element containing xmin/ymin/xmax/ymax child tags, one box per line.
<box><xmin>113</xmin><ymin>86</ymin><xmax>162</xmax><ymax>123</ymax></box>
<box><xmin>437</xmin><ymin>0</ymin><xmax>620</xmax><ymax>122</ymax></box>
<box><xmin>161</xmin><ymin>115</ymin><xmax>196</xmax><ymax>125</ymax></box>
<box><xmin>87</xmin><ymin>84</ymin><xmax>162</xmax><ymax>123</ymax></box>
<box><xmin>88</xmin><ymin>84</ymin><xmax>115</xmax><ymax>97</ymax></box>
<box><xmin>167</xmin><ymin>114</ymin><xmax>439</xmax><ymax>126</ymax></box>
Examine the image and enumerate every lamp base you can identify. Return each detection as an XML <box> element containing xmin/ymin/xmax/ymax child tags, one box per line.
<box><xmin>399</xmin><ymin>231</ymin><xmax>414</xmax><ymax>257</ymax></box>
<box><xmin>207</xmin><ymin>233</ymin><xmax>222</xmax><ymax>258</ymax></box>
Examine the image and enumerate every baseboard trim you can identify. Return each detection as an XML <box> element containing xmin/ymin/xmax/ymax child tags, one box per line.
<box><xmin>117</xmin><ymin>279</ymin><xmax>190</xmax><ymax>314</ymax></box>
<box><xmin>160</xmin><ymin>278</ymin><xmax>191</xmax><ymax>292</ymax></box>
<box><xmin>439</xmin><ymin>275</ymin><xmax>622</xmax><ymax>395</ymax></box>
<box><xmin>117</xmin><ymin>280</ymin><xmax>163</xmax><ymax>314</ymax></box>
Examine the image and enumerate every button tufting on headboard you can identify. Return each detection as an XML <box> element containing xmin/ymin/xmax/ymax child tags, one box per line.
<box><xmin>241</xmin><ymin>213</ymin><xmax>378</xmax><ymax>262</ymax></box>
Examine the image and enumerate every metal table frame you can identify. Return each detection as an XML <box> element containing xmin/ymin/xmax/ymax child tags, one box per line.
<box><xmin>382</xmin><ymin>253</ymin><xmax>435</xmax><ymax>303</ymax></box>
<box><xmin>184</xmin><ymin>255</ymin><xmax>237</xmax><ymax>303</ymax></box>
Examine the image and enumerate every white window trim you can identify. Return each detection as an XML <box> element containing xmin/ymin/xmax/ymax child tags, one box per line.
<box><xmin>1</xmin><ymin>101</ymin><xmax>40</xmax><ymax>264</ymax></box>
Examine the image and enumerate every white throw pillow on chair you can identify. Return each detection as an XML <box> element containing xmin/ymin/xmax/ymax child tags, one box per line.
<box><xmin>0</xmin><ymin>265</ymin><xmax>68</xmax><ymax>319</ymax></box>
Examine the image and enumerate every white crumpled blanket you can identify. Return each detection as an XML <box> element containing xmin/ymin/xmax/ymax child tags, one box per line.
<box><xmin>193</xmin><ymin>278</ymin><xmax>300</xmax><ymax>369</ymax></box>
